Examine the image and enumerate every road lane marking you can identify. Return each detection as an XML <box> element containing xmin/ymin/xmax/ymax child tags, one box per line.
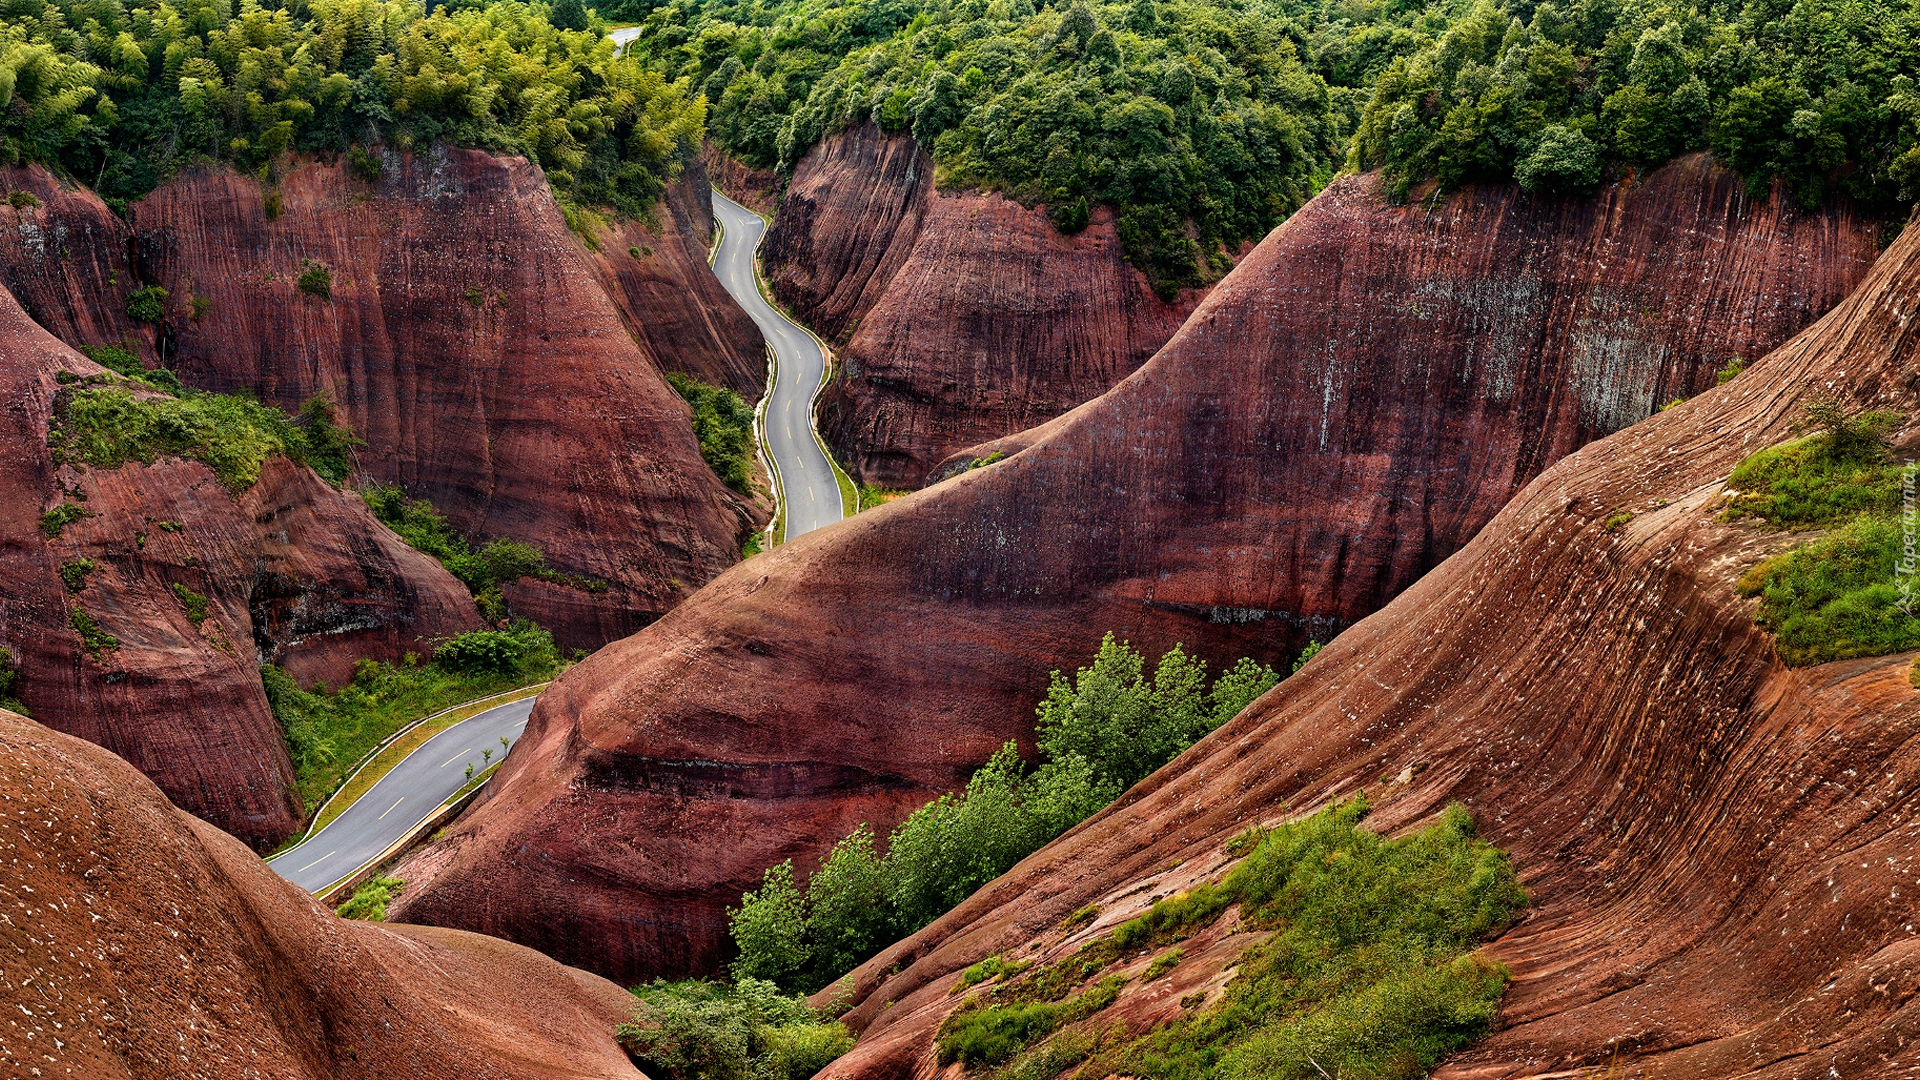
<box><xmin>297</xmin><ymin>850</ymin><xmax>336</xmax><ymax>873</ymax></box>
<box><xmin>378</xmin><ymin>797</ymin><xmax>405</xmax><ymax>820</ymax></box>
<box><xmin>439</xmin><ymin>748</ymin><xmax>472</xmax><ymax>768</ymax></box>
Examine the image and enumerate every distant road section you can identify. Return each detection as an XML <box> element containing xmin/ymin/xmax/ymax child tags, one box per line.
<box><xmin>609</xmin><ymin>25</ymin><xmax>640</xmax><ymax>53</ymax></box>
<box><xmin>268</xmin><ymin>699</ymin><xmax>532</xmax><ymax>894</ymax></box>
<box><xmin>710</xmin><ymin>188</ymin><xmax>846</xmax><ymax>537</ymax></box>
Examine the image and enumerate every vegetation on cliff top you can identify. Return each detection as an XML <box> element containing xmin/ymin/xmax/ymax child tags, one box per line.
<box><xmin>624</xmin><ymin>0</ymin><xmax>1469</xmax><ymax>295</ymax></box>
<box><xmin>935</xmin><ymin>796</ymin><xmax>1527</xmax><ymax>1079</ymax></box>
<box><xmin>0</xmin><ymin>0</ymin><xmax>703</xmax><ymax>218</ymax></box>
<box><xmin>1351</xmin><ymin>0</ymin><xmax>1920</xmax><ymax>209</ymax></box>
<box><xmin>728</xmin><ymin>634</ymin><xmax>1283</xmax><ymax>994</ymax></box>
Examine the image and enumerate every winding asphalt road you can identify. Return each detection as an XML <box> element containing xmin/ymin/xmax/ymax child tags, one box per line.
<box><xmin>709</xmin><ymin>189</ymin><xmax>847</xmax><ymax>537</ymax></box>
<box><xmin>267</xmin><ymin>699</ymin><xmax>532</xmax><ymax>894</ymax></box>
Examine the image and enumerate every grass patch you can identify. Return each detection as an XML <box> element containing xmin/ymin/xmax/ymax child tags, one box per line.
<box><xmin>69</xmin><ymin>608</ymin><xmax>119</xmax><ymax>659</ymax></box>
<box><xmin>77</xmin><ymin>343</ymin><xmax>181</xmax><ymax>393</ymax></box>
<box><xmin>263</xmin><ymin>623</ymin><xmax>562</xmax><ymax>815</ymax></box>
<box><xmin>48</xmin><ymin>378</ymin><xmax>361</xmax><ymax>489</ymax></box>
<box><xmin>667</xmin><ymin>372</ymin><xmax>756</xmax><ymax>495</ymax></box>
<box><xmin>171</xmin><ymin>582</ymin><xmax>210</xmax><ymax>625</ymax></box>
<box><xmin>1721</xmin><ymin>409</ymin><xmax>1904</xmax><ymax>529</ymax></box>
<box><xmin>336</xmin><ymin>876</ymin><xmax>403</xmax><ymax>921</ymax></box>
<box><xmin>857</xmin><ymin>484</ymin><xmax>908</xmax><ymax>512</ymax></box>
<box><xmin>941</xmin><ymin>797</ymin><xmax>1527</xmax><ymax>1080</ymax></box>
<box><xmin>0</xmin><ymin>648</ymin><xmax>27</xmax><ymax>717</ymax></box>
<box><xmin>58</xmin><ymin>558</ymin><xmax>94</xmax><ymax>592</ymax></box>
<box><xmin>40</xmin><ymin>502</ymin><xmax>94</xmax><ymax>539</ymax></box>
<box><xmin>615</xmin><ymin>978</ymin><xmax>854</xmax><ymax>1080</ymax></box>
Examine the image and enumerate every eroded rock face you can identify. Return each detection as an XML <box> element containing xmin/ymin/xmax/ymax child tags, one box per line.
<box><xmin>0</xmin><ymin>286</ymin><xmax>481</xmax><ymax>848</ymax></box>
<box><xmin>0</xmin><ymin>708</ymin><xmax>642</xmax><ymax>1080</ymax></box>
<box><xmin>765</xmin><ymin>123</ymin><xmax>1201</xmax><ymax>489</ymax></box>
<box><xmin>390</xmin><ymin>158</ymin><xmax>1879</xmax><ymax>984</ymax></box>
<box><xmin>0</xmin><ymin>166</ymin><xmax>147</xmax><ymax>361</ymax></box>
<box><xmin>812</xmin><ymin>209</ymin><xmax>1920</xmax><ymax>1080</ymax></box>
<box><xmin>128</xmin><ymin>148</ymin><xmax>758</xmax><ymax>651</ymax></box>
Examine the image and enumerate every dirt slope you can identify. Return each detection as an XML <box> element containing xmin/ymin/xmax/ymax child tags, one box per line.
<box><xmin>0</xmin><ymin>707</ymin><xmax>642</xmax><ymax>1080</ymax></box>
<box><xmin>816</xmin><ymin>208</ymin><xmax>1920</xmax><ymax>1080</ymax></box>
<box><xmin>0</xmin><ymin>285</ymin><xmax>480</xmax><ymax>848</ymax></box>
<box><xmin>390</xmin><ymin>157</ymin><xmax>1879</xmax><ymax>985</ymax></box>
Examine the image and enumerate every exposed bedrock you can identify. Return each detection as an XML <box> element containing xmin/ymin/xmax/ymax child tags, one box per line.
<box><xmin>391</xmin><ymin>156</ymin><xmax>1879</xmax><ymax>985</ymax></box>
<box><xmin>0</xmin><ymin>708</ymin><xmax>643</xmax><ymax>1080</ymax></box>
<box><xmin>762</xmin><ymin>123</ymin><xmax>1203</xmax><ymax>489</ymax></box>
<box><xmin>816</xmin><ymin>208</ymin><xmax>1920</xmax><ymax>1080</ymax></box>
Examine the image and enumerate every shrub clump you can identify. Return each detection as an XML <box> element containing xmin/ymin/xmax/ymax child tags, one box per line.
<box><xmin>730</xmin><ymin>634</ymin><xmax>1286</xmax><ymax>993</ymax></box>
<box><xmin>40</xmin><ymin>502</ymin><xmax>94</xmax><ymax>539</ymax></box>
<box><xmin>69</xmin><ymin>608</ymin><xmax>119</xmax><ymax>659</ymax></box>
<box><xmin>297</xmin><ymin>260</ymin><xmax>334</xmax><ymax>299</ymax></box>
<box><xmin>58</xmin><ymin>559</ymin><xmax>95</xmax><ymax>592</ymax></box>
<box><xmin>361</xmin><ymin>485</ymin><xmax>604</xmax><ymax>619</ymax></box>
<box><xmin>615</xmin><ymin>978</ymin><xmax>854</xmax><ymax>1080</ymax></box>
<box><xmin>667</xmin><ymin>373</ymin><xmax>756</xmax><ymax>494</ymax></box>
<box><xmin>937</xmin><ymin>797</ymin><xmax>1528</xmax><ymax>1080</ymax></box>
<box><xmin>124</xmin><ymin>286</ymin><xmax>168</xmax><ymax>323</ymax></box>
<box><xmin>171</xmin><ymin>582</ymin><xmax>211</xmax><ymax>626</ymax></box>
<box><xmin>0</xmin><ymin>648</ymin><xmax>27</xmax><ymax>716</ymax></box>
<box><xmin>336</xmin><ymin>876</ymin><xmax>404</xmax><ymax>921</ymax></box>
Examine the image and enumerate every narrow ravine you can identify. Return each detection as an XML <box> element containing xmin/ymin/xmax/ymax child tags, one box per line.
<box><xmin>709</xmin><ymin>189</ymin><xmax>847</xmax><ymax>537</ymax></box>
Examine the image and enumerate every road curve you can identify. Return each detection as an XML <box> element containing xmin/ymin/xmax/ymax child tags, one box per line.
<box><xmin>709</xmin><ymin>189</ymin><xmax>846</xmax><ymax>538</ymax></box>
<box><xmin>267</xmin><ymin>699</ymin><xmax>532</xmax><ymax>894</ymax></box>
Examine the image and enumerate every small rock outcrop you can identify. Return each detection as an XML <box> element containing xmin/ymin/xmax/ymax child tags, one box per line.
<box><xmin>391</xmin><ymin>156</ymin><xmax>1880</xmax><ymax>983</ymax></box>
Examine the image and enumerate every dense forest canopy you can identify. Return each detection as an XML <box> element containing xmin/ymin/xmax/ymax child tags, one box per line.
<box><xmin>621</xmin><ymin>0</ymin><xmax>1473</xmax><ymax>295</ymax></box>
<box><xmin>1352</xmin><ymin>0</ymin><xmax>1920</xmax><ymax>208</ymax></box>
<box><xmin>0</xmin><ymin>0</ymin><xmax>704</xmax><ymax>215</ymax></box>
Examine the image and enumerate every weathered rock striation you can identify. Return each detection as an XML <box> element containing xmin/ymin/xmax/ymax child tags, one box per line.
<box><xmin>392</xmin><ymin>155</ymin><xmax>1880</xmax><ymax>984</ymax></box>
<box><xmin>0</xmin><ymin>285</ymin><xmax>480</xmax><ymax>848</ymax></box>
<box><xmin>764</xmin><ymin>123</ymin><xmax>1201</xmax><ymax>488</ymax></box>
<box><xmin>815</xmin><ymin>207</ymin><xmax>1920</xmax><ymax>1080</ymax></box>
<box><xmin>0</xmin><ymin>708</ymin><xmax>643</xmax><ymax>1080</ymax></box>
<box><xmin>113</xmin><ymin>148</ymin><xmax>757</xmax><ymax>651</ymax></box>
<box><xmin>0</xmin><ymin>166</ymin><xmax>149</xmax><ymax>361</ymax></box>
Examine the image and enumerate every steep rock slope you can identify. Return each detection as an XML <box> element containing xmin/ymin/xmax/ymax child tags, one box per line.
<box><xmin>584</xmin><ymin>155</ymin><xmax>767</xmax><ymax>398</ymax></box>
<box><xmin>814</xmin><ymin>210</ymin><xmax>1920</xmax><ymax>1080</ymax></box>
<box><xmin>0</xmin><ymin>166</ymin><xmax>148</xmax><ymax>360</ymax></box>
<box><xmin>390</xmin><ymin>158</ymin><xmax>1879</xmax><ymax>983</ymax></box>
<box><xmin>128</xmin><ymin>148</ymin><xmax>757</xmax><ymax>650</ymax></box>
<box><xmin>0</xmin><ymin>286</ymin><xmax>481</xmax><ymax>848</ymax></box>
<box><xmin>0</xmin><ymin>708</ymin><xmax>642</xmax><ymax>1080</ymax></box>
<box><xmin>765</xmin><ymin>123</ymin><xmax>1201</xmax><ymax>489</ymax></box>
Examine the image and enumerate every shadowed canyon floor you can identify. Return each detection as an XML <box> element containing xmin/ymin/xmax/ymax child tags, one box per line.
<box><xmin>389</xmin><ymin>155</ymin><xmax>1881</xmax><ymax>986</ymax></box>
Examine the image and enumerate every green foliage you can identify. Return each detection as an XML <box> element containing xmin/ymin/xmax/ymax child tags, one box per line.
<box><xmin>0</xmin><ymin>0</ymin><xmax>705</xmax><ymax>222</ymax></box>
<box><xmin>291</xmin><ymin>393</ymin><xmax>362</xmax><ymax>484</ymax></box>
<box><xmin>260</xmin><ymin>622</ymin><xmax>561</xmax><ymax>811</ymax></box>
<box><xmin>668</xmin><ymin>372</ymin><xmax>756</xmax><ymax>494</ymax></box>
<box><xmin>69</xmin><ymin>607</ymin><xmax>118</xmax><ymax>658</ymax></box>
<box><xmin>124</xmin><ymin>286</ymin><xmax>168</xmax><ymax>323</ymax></box>
<box><xmin>297</xmin><ymin>260</ymin><xmax>333</xmax><ymax>299</ymax></box>
<box><xmin>1142</xmin><ymin>947</ymin><xmax>1181</xmax><ymax>981</ymax></box>
<box><xmin>550</xmin><ymin>0</ymin><xmax>590</xmax><ymax>33</ymax></box>
<box><xmin>39</xmin><ymin>501</ymin><xmax>93</xmax><ymax>538</ymax></box>
<box><xmin>49</xmin><ymin>378</ymin><xmax>361</xmax><ymax>490</ymax></box>
<box><xmin>77</xmin><ymin>342</ymin><xmax>181</xmax><ymax>393</ymax></box>
<box><xmin>1603</xmin><ymin>510</ymin><xmax>1634</xmax><ymax>532</ymax></box>
<box><xmin>1737</xmin><ymin>515</ymin><xmax>1920</xmax><ymax>666</ymax></box>
<box><xmin>58</xmin><ymin>558</ymin><xmax>93</xmax><ymax>592</ymax></box>
<box><xmin>937</xmin><ymin>977</ymin><xmax>1124</xmax><ymax>1069</ymax></box>
<box><xmin>336</xmin><ymin>876</ymin><xmax>403</xmax><ymax>920</ymax></box>
<box><xmin>952</xmin><ymin>798</ymin><xmax>1526</xmax><ymax>1080</ymax></box>
<box><xmin>965</xmin><ymin>450</ymin><xmax>1005</xmax><ymax>471</ymax></box>
<box><xmin>623</xmin><ymin>0</ymin><xmax>1438</xmax><ymax>294</ymax></box>
<box><xmin>731</xmin><ymin>636</ymin><xmax>1281</xmax><ymax>993</ymax></box>
<box><xmin>433</xmin><ymin>628</ymin><xmax>540</xmax><ymax>674</ymax></box>
<box><xmin>171</xmin><ymin>581</ymin><xmax>210</xmax><ymax>625</ymax></box>
<box><xmin>1289</xmin><ymin>639</ymin><xmax>1322</xmax><ymax>674</ymax></box>
<box><xmin>856</xmin><ymin>483</ymin><xmax>907</xmax><ymax>512</ymax></box>
<box><xmin>615</xmin><ymin>978</ymin><xmax>854</xmax><ymax>1080</ymax></box>
<box><xmin>8</xmin><ymin>190</ymin><xmax>41</xmax><ymax>208</ymax></box>
<box><xmin>0</xmin><ymin>647</ymin><xmax>25</xmax><ymax>716</ymax></box>
<box><xmin>1723</xmin><ymin>424</ymin><xmax>1904</xmax><ymax>530</ymax></box>
<box><xmin>1717</xmin><ymin>358</ymin><xmax>1745</xmax><ymax>385</ymax></box>
<box><xmin>1351</xmin><ymin>0</ymin><xmax>1920</xmax><ymax>210</ymax></box>
<box><xmin>361</xmin><ymin>484</ymin><xmax>602</xmax><ymax>605</ymax></box>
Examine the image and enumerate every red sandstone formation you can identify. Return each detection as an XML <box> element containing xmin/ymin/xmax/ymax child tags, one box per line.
<box><xmin>0</xmin><ymin>166</ymin><xmax>149</xmax><ymax>361</ymax></box>
<box><xmin>122</xmin><ymin>148</ymin><xmax>757</xmax><ymax>651</ymax></box>
<box><xmin>585</xmin><ymin>156</ymin><xmax>767</xmax><ymax>398</ymax></box>
<box><xmin>0</xmin><ymin>286</ymin><xmax>480</xmax><ymax>848</ymax></box>
<box><xmin>764</xmin><ymin>123</ymin><xmax>1201</xmax><ymax>488</ymax></box>
<box><xmin>392</xmin><ymin>156</ymin><xmax>1879</xmax><ymax>985</ymax></box>
<box><xmin>0</xmin><ymin>708</ymin><xmax>642</xmax><ymax>1080</ymax></box>
<box><xmin>813</xmin><ymin>207</ymin><xmax>1920</xmax><ymax>1080</ymax></box>
<box><xmin>703</xmin><ymin>143</ymin><xmax>781</xmax><ymax>217</ymax></box>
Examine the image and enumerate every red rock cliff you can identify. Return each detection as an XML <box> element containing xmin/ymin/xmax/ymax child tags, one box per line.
<box><xmin>389</xmin><ymin>157</ymin><xmax>1879</xmax><ymax>983</ymax></box>
<box><xmin>125</xmin><ymin>148</ymin><xmax>758</xmax><ymax>651</ymax></box>
<box><xmin>812</xmin><ymin>207</ymin><xmax>1920</xmax><ymax>1080</ymax></box>
<box><xmin>764</xmin><ymin>123</ymin><xmax>1201</xmax><ymax>488</ymax></box>
<box><xmin>0</xmin><ymin>285</ymin><xmax>481</xmax><ymax>848</ymax></box>
<box><xmin>0</xmin><ymin>166</ymin><xmax>150</xmax><ymax>362</ymax></box>
<box><xmin>0</xmin><ymin>708</ymin><xmax>642</xmax><ymax>1080</ymax></box>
